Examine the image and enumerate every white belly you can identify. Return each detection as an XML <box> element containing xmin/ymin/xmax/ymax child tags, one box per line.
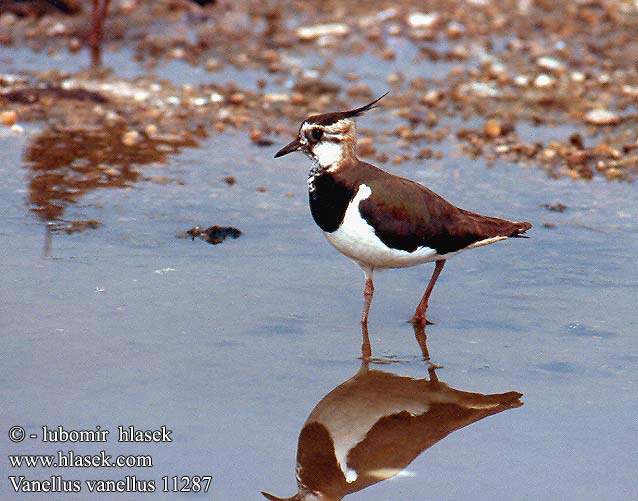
<box><xmin>324</xmin><ymin>184</ymin><xmax>441</xmax><ymax>270</ymax></box>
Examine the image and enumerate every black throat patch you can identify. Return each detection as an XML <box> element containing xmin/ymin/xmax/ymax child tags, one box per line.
<box><xmin>308</xmin><ymin>172</ymin><xmax>355</xmax><ymax>233</ymax></box>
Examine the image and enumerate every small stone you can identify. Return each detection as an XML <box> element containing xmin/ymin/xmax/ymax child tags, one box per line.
<box><xmin>534</xmin><ymin>74</ymin><xmax>555</xmax><ymax>87</ymax></box>
<box><xmin>357</xmin><ymin>137</ymin><xmax>376</xmax><ymax>157</ymax></box>
<box><xmin>223</xmin><ymin>176</ymin><xmax>236</xmax><ymax>185</ymax></box>
<box><xmin>483</xmin><ymin>120</ymin><xmax>502</xmax><ymax>139</ymax></box>
<box><xmin>263</xmin><ymin>93</ymin><xmax>289</xmax><ymax>103</ymax></box>
<box><xmin>407</xmin><ymin>12</ymin><xmax>440</xmax><ymax>29</ymax></box>
<box><xmin>584</xmin><ymin>109</ymin><xmax>620</xmax><ymax>126</ymax></box>
<box><xmin>536</xmin><ymin>56</ymin><xmax>564</xmax><ymax>72</ymax></box>
<box><xmin>593</xmin><ymin>144</ymin><xmax>621</xmax><ymax>159</ymax></box>
<box><xmin>569</xmin><ymin>133</ymin><xmax>584</xmax><ymax>149</ymax></box>
<box><xmin>229</xmin><ymin>93</ymin><xmax>245</xmax><ymax>105</ymax></box>
<box><xmin>122</xmin><ymin>130</ymin><xmax>140</xmax><ymax>146</ymax></box>
<box><xmin>380</xmin><ymin>47</ymin><xmax>395</xmax><ymax>60</ymax></box>
<box><xmin>68</xmin><ymin>37</ymin><xmax>81</xmax><ymax>53</ymax></box>
<box><xmin>605</xmin><ymin>168</ymin><xmax>624</xmax><ymax>181</ymax></box>
<box><xmin>251</xmin><ymin>129</ymin><xmax>274</xmax><ymax>147</ymax></box>
<box><xmin>296</xmin><ymin>23</ymin><xmax>350</xmax><ymax>40</ymax></box>
<box><xmin>418</xmin><ymin>148</ymin><xmax>433</xmax><ymax>159</ymax></box>
<box><xmin>447</xmin><ymin>21</ymin><xmax>464</xmax><ymax>38</ymax></box>
<box><xmin>387</xmin><ymin>24</ymin><xmax>402</xmax><ymax>36</ymax></box>
<box><xmin>621</xmin><ymin>85</ymin><xmax>638</xmax><ymax>96</ymax></box>
<box><xmin>145</xmin><ymin>124</ymin><xmax>158</xmax><ymax>137</ymax></box>
<box><xmin>1</xmin><ymin>110</ymin><xmax>17</xmax><ymax>126</ymax></box>
<box><xmin>169</xmin><ymin>47</ymin><xmax>186</xmax><ymax>60</ymax></box>
<box><xmin>257</xmin><ymin>186</ymin><xmax>267</xmax><ymax>192</ymax></box>
<box><xmin>387</xmin><ymin>73</ymin><xmax>403</xmax><ymax>85</ymax></box>
<box><xmin>261</xmin><ymin>50</ymin><xmax>280</xmax><ymax>64</ymax></box>
<box><xmin>571</xmin><ymin>71</ymin><xmax>586</xmax><ymax>83</ymax></box>
<box><xmin>422</xmin><ymin>90</ymin><xmax>442</xmax><ymax>106</ymax></box>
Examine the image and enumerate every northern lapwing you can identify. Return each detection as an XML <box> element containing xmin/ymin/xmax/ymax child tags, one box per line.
<box><xmin>275</xmin><ymin>93</ymin><xmax>532</xmax><ymax>325</ymax></box>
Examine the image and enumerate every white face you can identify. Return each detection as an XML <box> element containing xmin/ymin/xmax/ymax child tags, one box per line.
<box><xmin>300</xmin><ymin>120</ymin><xmax>351</xmax><ymax>169</ymax></box>
<box><xmin>310</xmin><ymin>140</ymin><xmax>343</xmax><ymax>168</ymax></box>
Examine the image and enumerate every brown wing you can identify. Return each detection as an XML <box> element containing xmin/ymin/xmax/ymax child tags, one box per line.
<box><xmin>358</xmin><ymin>172</ymin><xmax>531</xmax><ymax>254</ymax></box>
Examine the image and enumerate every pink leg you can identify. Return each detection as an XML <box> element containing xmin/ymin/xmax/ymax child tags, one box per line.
<box><xmin>411</xmin><ymin>259</ymin><xmax>446</xmax><ymax>326</ymax></box>
<box><xmin>360</xmin><ymin>322</ymin><xmax>371</xmax><ymax>361</ymax></box>
<box><xmin>362</xmin><ymin>271</ymin><xmax>374</xmax><ymax>325</ymax></box>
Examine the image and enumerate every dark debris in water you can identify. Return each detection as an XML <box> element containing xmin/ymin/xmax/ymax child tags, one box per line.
<box><xmin>179</xmin><ymin>225</ymin><xmax>242</xmax><ymax>245</ymax></box>
<box><xmin>542</xmin><ymin>203</ymin><xmax>568</xmax><ymax>213</ymax></box>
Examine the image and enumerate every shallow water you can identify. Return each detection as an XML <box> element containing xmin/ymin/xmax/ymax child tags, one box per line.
<box><xmin>2</xmin><ymin>44</ymin><xmax>638</xmax><ymax>501</ymax></box>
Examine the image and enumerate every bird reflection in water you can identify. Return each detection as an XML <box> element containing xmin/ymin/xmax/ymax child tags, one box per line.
<box><xmin>263</xmin><ymin>324</ymin><xmax>522</xmax><ymax>501</ymax></box>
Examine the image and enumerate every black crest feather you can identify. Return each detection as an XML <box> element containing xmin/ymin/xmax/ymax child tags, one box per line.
<box><xmin>307</xmin><ymin>91</ymin><xmax>389</xmax><ymax>126</ymax></box>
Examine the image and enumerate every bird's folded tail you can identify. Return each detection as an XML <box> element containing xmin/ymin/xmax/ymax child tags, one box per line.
<box><xmin>509</xmin><ymin>221</ymin><xmax>532</xmax><ymax>238</ymax></box>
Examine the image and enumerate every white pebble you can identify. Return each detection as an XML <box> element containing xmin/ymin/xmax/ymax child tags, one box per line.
<box><xmin>407</xmin><ymin>12</ymin><xmax>440</xmax><ymax>29</ymax></box>
<box><xmin>584</xmin><ymin>109</ymin><xmax>620</xmax><ymax>125</ymax></box>
<box><xmin>534</xmin><ymin>74</ymin><xmax>554</xmax><ymax>87</ymax></box>
<box><xmin>536</xmin><ymin>56</ymin><xmax>564</xmax><ymax>72</ymax></box>
<box><xmin>296</xmin><ymin>23</ymin><xmax>350</xmax><ymax>40</ymax></box>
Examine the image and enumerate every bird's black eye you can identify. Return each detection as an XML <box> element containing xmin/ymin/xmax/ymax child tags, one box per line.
<box><xmin>310</xmin><ymin>128</ymin><xmax>323</xmax><ymax>141</ymax></box>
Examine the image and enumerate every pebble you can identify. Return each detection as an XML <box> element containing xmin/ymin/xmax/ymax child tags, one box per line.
<box><xmin>407</xmin><ymin>12</ymin><xmax>440</xmax><ymax>29</ymax></box>
<box><xmin>296</xmin><ymin>23</ymin><xmax>350</xmax><ymax>40</ymax></box>
<box><xmin>387</xmin><ymin>24</ymin><xmax>402</xmax><ymax>36</ymax></box>
<box><xmin>145</xmin><ymin>124</ymin><xmax>158</xmax><ymax>137</ymax></box>
<box><xmin>536</xmin><ymin>56</ymin><xmax>564</xmax><ymax>72</ymax></box>
<box><xmin>571</xmin><ymin>71</ymin><xmax>586</xmax><ymax>83</ymax></box>
<box><xmin>447</xmin><ymin>21</ymin><xmax>465</xmax><ymax>38</ymax></box>
<box><xmin>483</xmin><ymin>120</ymin><xmax>502</xmax><ymax>138</ymax></box>
<box><xmin>263</xmin><ymin>93</ymin><xmax>289</xmax><ymax>103</ymax></box>
<box><xmin>122</xmin><ymin>130</ymin><xmax>141</xmax><ymax>146</ymax></box>
<box><xmin>621</xmin><ymin>85</ymin><xmax>638</xmax><ymax>96</ymax></box>
<box><xmin>380</xmin><ymin>47</ymin><xmax>396</xmax><ymax>60</ymax></box>
<box><xmin>584</xmin><ymin>109</ymin><xmax>620</xmax><ymax>125</ymax></box>
<box><xmin>1</xmin><ymin>110</ymin><xmax>18</xmax><ymax>126</ymax></box>
<box><xmin>422</xmin><ymin>90</ymin><xmax>442</xmax><ymax>106</ymax></box>
<box><xmin>204</xmin><ymin>58</ymin><xmax>223</xmax><ymax>72</ymax></box>
<box><xmin>534</xmin><ymin>74</ymin><xmax>555</xmax><ymax>87</ymax></box>
<box><xmin>229</xmin><ymin>93</ymin><xmax>246</xmax><ymax>105</ymax></box>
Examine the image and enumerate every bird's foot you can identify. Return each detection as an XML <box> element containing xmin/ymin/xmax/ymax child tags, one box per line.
<box><xmin>409</xmin><ymin>316</ymin><xmax>433</xmax><ymax>326</ymax></box>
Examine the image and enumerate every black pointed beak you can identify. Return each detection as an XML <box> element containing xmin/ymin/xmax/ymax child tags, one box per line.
<box><xmin>274</xmin><ymin>138</ymin><xmax>301</xmax><ymax>158</ymax></box>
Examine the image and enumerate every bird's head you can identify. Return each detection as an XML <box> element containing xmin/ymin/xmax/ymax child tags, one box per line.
<box><xmin>274</xmin><ymin>92</ymin><xmax>388</xmax><ymax>170</ymax></box>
